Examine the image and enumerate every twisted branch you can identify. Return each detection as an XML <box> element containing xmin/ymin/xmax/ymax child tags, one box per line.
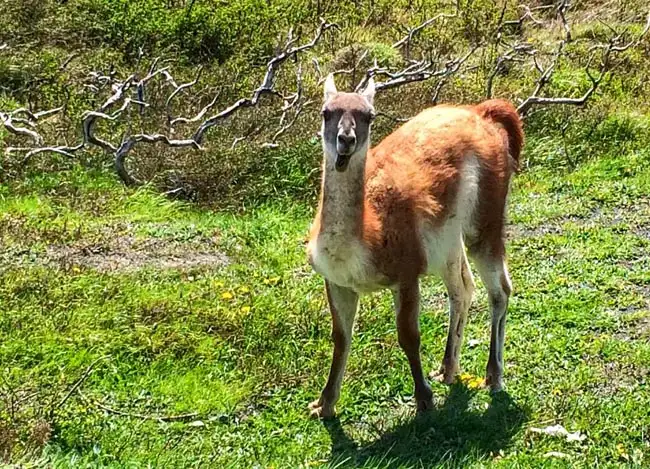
<box><xmin>392</xmin><ymin>13</ymin><xmax>456</xmax><ymax>60</ymax></box>
<box><xmin>517</xmin><ymin>10</ymin><xmax>650</xmax><ymax>115</ymax></box>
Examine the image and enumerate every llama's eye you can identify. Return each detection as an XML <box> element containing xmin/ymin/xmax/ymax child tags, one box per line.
<box><xmin>321</xmin><ymin>109</ymin><xmax>331</xmax><ymax>120</ymax></box>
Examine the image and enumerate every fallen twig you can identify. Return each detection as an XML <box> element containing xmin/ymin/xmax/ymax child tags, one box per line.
<box><xmin>78</xmin><ymin>390</ymin><xmax>199</xmax><ymax>422</ymax></box>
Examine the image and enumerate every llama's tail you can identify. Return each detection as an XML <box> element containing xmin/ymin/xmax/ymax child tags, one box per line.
<box><xmin>475</xmin><ymin>99</ymin><xmax>524</xmax><ymax>171</ymax></box>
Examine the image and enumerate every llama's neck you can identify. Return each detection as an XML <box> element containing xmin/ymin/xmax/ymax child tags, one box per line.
<box><xmin>318</xmin><ymin>150</ymin><xmax>367</xmax><ymax>238</ymax></box>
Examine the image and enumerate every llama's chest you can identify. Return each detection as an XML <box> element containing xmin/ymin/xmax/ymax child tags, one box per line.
<box><xmin>307</xmin><ymin>233</ymin><xmax>380</xmax><ymax>293</ymax></box>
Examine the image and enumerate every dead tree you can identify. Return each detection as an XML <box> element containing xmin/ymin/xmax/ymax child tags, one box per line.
<box><xmin>2</xmin><ymin>20</ymin><xmax>336</xmax><ymax>186</ymax></box>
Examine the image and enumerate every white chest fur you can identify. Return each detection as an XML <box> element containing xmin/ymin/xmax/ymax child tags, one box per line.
<box><xmin>308</xmin><ymin>233</ymin><xmax>377</xmax><ymax>292</ymax></box>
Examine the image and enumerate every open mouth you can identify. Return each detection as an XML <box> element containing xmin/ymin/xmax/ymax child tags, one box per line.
<box><xmin>335</xmin><ymin>153</ymin><xmax>351</xmax><ymax>172</ymax></box>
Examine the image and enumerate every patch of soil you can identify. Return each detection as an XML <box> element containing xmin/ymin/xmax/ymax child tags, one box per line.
<box><xmin>596</xmin><ymin>360</ymin><xmax>649</xmax><ymax>398</ymax></box>
<box><xmin>609</xmin><ymin>283</ymin><xmax>650</xmax><ymax>342</ymax></box>
<box><xmin>613</xmin><ymin>312</ymin><xmax>650</xmax><ymax>342</ymax></box>
<box><xmin>508</xmin><ymin>199</ymin><xmax>650</xmax><ymax>240</ymax></box>
<box><xmin>46</xmin><ymin>235</ymin><xmax>229</xmax><ymax>273</ymax></box>
<box><xmin>506</xmin><ymin>223</ymin><xmax>563</xmax><ymax>239</ymax></box>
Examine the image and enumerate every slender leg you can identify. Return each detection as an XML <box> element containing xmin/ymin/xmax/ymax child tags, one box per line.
<box><xmin>436</xmin><ymin>247</ymin><xmax>475</xmax><ymax>384</ymax></box>
<box><xmin>472</xmin><ymin>255</ymin><xmax>511</xmax><ymax>392</ymax></box>
<box><xmin>309</xmin><ymin>281</ymin><xmax>359</xmax><ymax>419</ymax></box>
<box><xmin>394</xmin><ymin>280</ymin><xmax>433</xmax><ymax>412</ymax></box>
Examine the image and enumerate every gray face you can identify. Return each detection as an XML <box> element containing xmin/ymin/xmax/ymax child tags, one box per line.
<box><xmin>322</xmin><ymin>93</ymin><xmax>375</xmax><ymax>172</ymax></box>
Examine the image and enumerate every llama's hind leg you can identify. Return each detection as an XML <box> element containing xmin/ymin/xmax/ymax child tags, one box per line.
<box><xmin>434</xmin><ymin>247</ymin><xmax>475</xmax><ymax>384</ymax></box>
<box><xmin>310</xmin><ymin>281</ymin><xmax>359</xmax><ymax>419</ymax></box>
<box><xmin>472</xmin><ymin>254</ymin><xmax>511</xmax><ymax>392</ymax></box>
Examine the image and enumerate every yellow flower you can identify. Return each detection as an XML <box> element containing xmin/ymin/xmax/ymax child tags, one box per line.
<box><xmin>238</xmin><ymin>286</ymin><xmax>250</xmax><ymax>294</ymax></box>
<box><xmin>458</xmin><ymin>373</ymin><xmax>484</xmax><ymax>390</ymax></box>
<box><xmin>221</xmin><ymin>292</ymin><xmax>233</xmax><ymax>300</ymax></box>
<box><xmin>552</xmin><ymin>388</ymin><xmax>562</xmax><ymax>396</ymax></box>
<box><xmin>241</xmin><ymin>305</ymin><xmax>251</xmax><ymax>313</ymax></box>
<box><xmin>459</xmin><ymin>372</ymin><xmax>473</xmax><ymax>384</ymax></box>
<box><xmin>468</xmin><ymin>377</ymin><xmax>485</xmax><ymax>390</ymax></box>
<box><xmin>72</xmin><ymin>266</ymin><xmax>81</xmax><ymax>273</ymax></box>
<box><xmin>263</xmin><ymin>276</ymin><xmax>281</xmax><ymax>285</ymax></box>
<box><xmin>617</xmin><ymin>443</ymin><xmax>629</xmax><ymax>461</ymax></box>
<box><xmin>214</xmin><ymin>281</ymin><xmax>225</xmax><ymax>288</ymax></box>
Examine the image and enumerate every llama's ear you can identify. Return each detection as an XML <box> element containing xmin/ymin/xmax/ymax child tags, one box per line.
<box><xmin>361</xmin><ymin>77</ymin><xmax>375</xmax><ymax>105</ymax></box>
<box><xmin>324</xmin><ymin>74</ymin><xmax>337</xmax><ymax>101</ymax></box>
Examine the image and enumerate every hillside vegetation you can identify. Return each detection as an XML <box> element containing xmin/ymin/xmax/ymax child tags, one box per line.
<box><xmin>2</xmin><ymin>0</ymin><xmax>649</xmax><ymax>204</ymax></box>
<box><xmin>1</xmin><ymin>0</ymin><xmax>650</xmax><ymax>467</ymax></box>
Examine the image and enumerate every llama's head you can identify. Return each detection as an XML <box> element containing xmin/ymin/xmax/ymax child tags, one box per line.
<box><xmin>321</xmin><ymin>74</ymin><xmax>376</xmax><ymax>172</ymax></box>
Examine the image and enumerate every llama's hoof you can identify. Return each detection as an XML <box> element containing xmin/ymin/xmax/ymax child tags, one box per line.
<box><xmin>416</xmin><ymin>396</ymin><xmax>434</xmax><ymax>413</ymax></box>
<box><xmin>429</xmin><ymin>368</ymin><xmax>458</xmax><ymax>385</ymax></box>
<box><xmin>308</xmin><ymin>399</ymin><xmax>336</xmax><ymax>419</ymax></box>
<box><xmin>486</xmin><ymin>374</ymin><xmax>504</xmax><ymax>393</ymax></box>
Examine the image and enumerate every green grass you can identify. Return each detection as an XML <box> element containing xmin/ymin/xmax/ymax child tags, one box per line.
<box><xmin>2</xmin><ymin>131</ymin><xmax>649</xmax><ymax>468</ymax></box>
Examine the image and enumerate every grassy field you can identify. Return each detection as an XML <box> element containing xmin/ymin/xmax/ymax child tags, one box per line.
<box><xmin>2</xmin><ymin>110</ymin><xmax>649</xmax><ymax>467</ymax></box>
<box><xmin>2</xmin><ymin>1</ymin><xmax>650</xmax><ymax>466</ymax></box>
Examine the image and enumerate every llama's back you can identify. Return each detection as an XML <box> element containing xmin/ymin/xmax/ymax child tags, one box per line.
<box><xmin>367</xmin><ymin>100</ymin><xmax>523</xmax><ymax>261</ymax></box>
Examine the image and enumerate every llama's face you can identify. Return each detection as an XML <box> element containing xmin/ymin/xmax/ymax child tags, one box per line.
<box><xmin>322</xmin><ymin>76</ymin><xmax>375</xmax><ymax>172</ymax></box>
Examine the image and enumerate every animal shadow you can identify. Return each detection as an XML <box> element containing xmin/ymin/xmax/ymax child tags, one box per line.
<box><xmin>324</xmin><ymin>384</ymin><xmax>528</xmax><ymax>468</ymax></box>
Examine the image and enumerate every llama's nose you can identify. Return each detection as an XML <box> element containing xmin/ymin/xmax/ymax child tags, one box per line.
<box><xmin>337</xmin><ymin>133</ymin><xmax>356</xmax><ymax>153</ymax></box>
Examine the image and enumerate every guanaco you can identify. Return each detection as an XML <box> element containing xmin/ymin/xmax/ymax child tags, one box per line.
<box><xmin>307</xmin><ymin>75</ymin><xmax>524</xmax><ymax>418</ymax></box>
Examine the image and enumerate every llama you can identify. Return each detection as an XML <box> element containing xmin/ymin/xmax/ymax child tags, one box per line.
<box><xmin>306</xmin><ymin>75</ymin><xmax>524</xmax><ymax>418</ymax></box>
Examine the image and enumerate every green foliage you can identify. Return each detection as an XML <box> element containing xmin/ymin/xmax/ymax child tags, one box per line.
<box><xmin>77</xmin><ymin>0</ymin><xmax>288</xmax><ymax>63</ymax></box>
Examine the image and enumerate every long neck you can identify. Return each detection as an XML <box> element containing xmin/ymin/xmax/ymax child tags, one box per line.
<box><xmin>318</xmin><ymin>148</ymin><xmax>367</xmax><ymax>238</ymax></box>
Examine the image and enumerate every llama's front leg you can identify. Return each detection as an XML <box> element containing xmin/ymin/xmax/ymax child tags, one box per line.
<box><xmin>394</xmin><ymin>281</ymin><xmax>433</xmax><ymax>412</ymax></box>
<box><xmin>309</xmin><ymin>281</ymin><xmax>359</xmax><ymax>419</ymax></box>
<box><xmin>436</xmin><ymin>249</ymin><xmax>475</xmax><ymax>384</ymax></box>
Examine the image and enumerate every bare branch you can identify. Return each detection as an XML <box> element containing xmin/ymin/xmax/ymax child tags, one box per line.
<box><xmin>115</xmin><ymin>134</ymin><xmax>202</xmax><ymax>186</ymax></box>
<box><xmin>55</xmin><ymin>356</ymin><xmax>108</xmax><ymax>413</ymax></box>
<box><xmin>231</xmin><ymin>124</ymin><xmax>263</xmax><ymax>149</ymax></box>
<box><xmin>169</xmin><ymin>90</ymin><xmax>221</xmax><ymax>127</ymax></box>
<box><xmin>59</xmin><ymin>53</ymin><xmax>80</xmax><ymax>71</ymax></box>
<box><xmin>12</xmin><ymin>144</ymin><xmax>83</xmax><ymax>164</ymax></box>
<box><xmin>368</xmin><ymin>45</ymin><xmax>477</xmax><ymax>92</ymax></box>
<box><xmin>486</xmin><ymin>43</ymin><xmax>534</xmax><ymax>98</ymax></box>
<box><xmin>0</xmin><ymin>105</ymin><xmax>66</xmax><ymax>147</ymax></box>
<box><xmin>517</xmin><ymin>10</ymin><xmax>649</xmax><ymax>115</ymax></box>
<box><xmin>557</xmin><ymin>0</ymin><xmax>572</xmax><ymax>42</ymax></box>
<box><xmin>191</xmin><ymin>19</ymin><xmax>336</xmax><ymax>144</ymax></box>
<box><xmin>165</xmin><ymin>67</ymin><xmax>203</xmax><ymax>118</ymax></box>
<box><xmin>432</xmin><ymin>76</ymin><xmax>450</xmax><ymax>104</ymax></box>
<box><xmin>375</xmin><ymin>111</ymin><xmax>411</xmax><ymax>123</ymax></box>
<box><xmin>611</xmin><ymin>12</ymin><xmax>650</xmax><ymax>51</ymax></box>
<box><xmin>260</xmin><ymin>63</ymin><xmax>315</xmax><ymax>147</ymax></box>
<box><xmin>11</xmin><ymin>106</ymin><xmax>64</xmax><ymax>121</ymax></box>
<box><xmin>1</xmin><ymin>113</ymin><xmax>43</xmax><ymax>145</ymax></box>
<box><xmin>315</xmin><ymin>50</ymin><xmax>370</xmax><ymax>85</ymax></box>
<box><xmin>392</xmin><ymin>13</ymin><xmax>456</xmax><ymax>60</ymax></box>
